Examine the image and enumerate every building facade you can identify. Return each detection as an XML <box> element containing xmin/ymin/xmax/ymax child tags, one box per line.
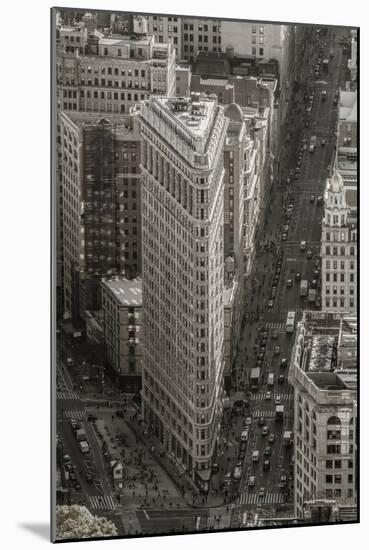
<box><xmin>289</xmin><ymin>312</ymin><xmax>357</xmax><ymax>520</ymax></box>
<box><xmin>138</xmin><ymin>94</ymin><xmax>228</xmax><ymax>491</ymax></box>
<box><xmin>55</xmin><ymin>18</ymin><xmax>176</xmax><ymax>305</ymax></box>
<box><xmin>59</xmin><ymin>111</ymin><xmax>141</xmax><ymax>323</ymax></box>
<box><xmin>101</xmin><ymin>277</ymin><xmax>142</xmax><ymax>392</ymax></box>
<box><xmin>320</xmin><ymin>172</ymin><xmax>357</xmax><ymax>313</ymax></box>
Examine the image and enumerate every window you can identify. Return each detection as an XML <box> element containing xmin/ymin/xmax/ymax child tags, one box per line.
<box><xmin>259</xmin><ymin>48</ymin><xmax>264</xmax><ymax>55</ymax></box>
<box><xmin>326</xmin><ymin>460</ymin><xmax>333</xmax><ymax>469</ymax></box>
<box><xmin>259</xmin><ymin>26</ymin><xmax>264</xmax><ymax>34</ymax></box>
<box><xmin>259</xmin><ymin>36</ymin><xmax>264</xmax><ymax>44</ymax></box>
<box><xmin>326</xmin><ymin>273</ymin><xmax>330</xmax><ymax>282</ymax></box>
<box><xmin>326</xmin><ymin>475</ymin><xmax>333</xmax><ymax>484</ymax></box>
<box><xmin>252</xmin><ymin>47</ymin><xmax>256</xmax><ymax>55</ymax></box>
<box><xmin>252</xmin><ymin>25</ymin><xmax>256</xmax><ymax>33</ymax></box>
<box><xmin>252</xmin><ymin>36</ymin><xmax>256</xmax><ymax>44</ymax></box>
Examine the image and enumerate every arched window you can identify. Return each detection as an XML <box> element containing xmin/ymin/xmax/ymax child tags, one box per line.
<box><xmin>327</xmin><ymin>416</ymin><xmax>341</xmax><ymax>425</ymax></box>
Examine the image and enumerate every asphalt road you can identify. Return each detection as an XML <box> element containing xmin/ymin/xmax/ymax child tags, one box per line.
<box><xmin>230</xmin><ymin>28</ymin><xmax>351</xmax><ymax>524</ymax></box>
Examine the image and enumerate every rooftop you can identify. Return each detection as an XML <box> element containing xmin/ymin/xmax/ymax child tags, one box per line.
<box><xmin>102</xmin><ymin>277</ymin><xmax>142</xmax><ymax>306</ymax></box>
<box><xmin>339</xmin><ymin>91</ymin><xmax>357</xmax><ymax>122</ymax></box>
<box><xmin>155</xmin><ymin>95</ymin><xmax>217</xmax><ymax>138</ymax></box>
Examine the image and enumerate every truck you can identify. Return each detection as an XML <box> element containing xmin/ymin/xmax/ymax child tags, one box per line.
<box><xmin>309</xmin><ymin>135</ymin><xmax>317</xmax><ymax>153</ymax></box>
<box><xmin>285</xmin><ymin>310</ymin><xmax>296</xmax><ymax>334</ymax></box>
<box><xmin>79</xmin><ymin>440</ymin><xmax>90</xmax><ymax>454</ymax></box>
<box><xmin>300</xmin><ymin>280</ymin><xmax>308</xmax><ymax>297</ymax></box>
<box><xmin>267</xmin><ymin>373</ymin><xmax>275</xmax><ymax>386</ymax></box>
<box><xmin>283</xmin><ymin>430</ymin><xmax>293</xmax><ymax>447</ymax></box>
<box><xmin>322</xmin><ymin>59</ymin><xmax>329</xmax><ymax>72</ymax></box>
<box><xmin>76</xmin><ymin>428</ymin><xmax>87</xmax><ymax>442</ymax></box>
<box><xmin>250</xmin><ymin>367</ymin><xmax>261</xmax><ymax>390</ymax></box>
<box><xmin>276</xmin><ymin>405</ymin><xmax>284</xmax><ymax>422</ymax></box>
<box><xmin>308</xmin><ymin>288</ymin><xmax>317</xmax><ymax>303</ymax></box>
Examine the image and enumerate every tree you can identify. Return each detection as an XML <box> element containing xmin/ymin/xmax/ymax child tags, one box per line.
<box><xmin>56</xmin><ymin>505</ymin><xmax>118</xmax><ymax>540</ymax></box>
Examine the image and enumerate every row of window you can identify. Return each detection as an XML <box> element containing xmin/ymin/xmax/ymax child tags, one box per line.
<box><xmin>80</xmin><ymin>90</ymin><xmax>146</xmax><ymax>101</ymax></box>
<box><xmin>81</xmin><ymin>65</ymin><xmax>147</xmax><ymax>78</ymax></box>
<box><xmin>325</xmin><ymin>246</ymin><xmax>357</xmax><ymax>257</ymax></box>
<box><xmin>325</xmin><ymin>297</ymin><xmax>356</xmax><ymax>308</ymax></box>
<box><xmin>325</xmin><ymin>272</ymin><xmax>355</xmax><ymax>283</ymax></box>
<box><xmin>325</xmin><ymin>285</ymin><xmax>355</xmax><ymax>295</ymax></box>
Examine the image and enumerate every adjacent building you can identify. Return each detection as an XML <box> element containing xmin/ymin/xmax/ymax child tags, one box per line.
<box><xmin>101</xmin><ymin>277</ymin><xmax>142</xmax><ymax>392</ymax></box>
<box><xmin>320</xmin><ymin>172</ymin><xmax>357</xmax><ymax>314</ymax></box>
<box><xmin>289</xmin><ymin>311</ymin><xmax>357</xmax><ymax>520</ymax></box>
<box><xmin>138</xmin><ymin>94</ymin><xmax>228</xmax><ymax>491</ymax></box>
<box><xmin>59</xmin><ymin>111</ymin><xmax>141</xmax><ymax>324</ymax></box>
<box><xmin>55</xmin><ymin>17</ymin><xmax>176</xmax><ymax>308</ymax></box>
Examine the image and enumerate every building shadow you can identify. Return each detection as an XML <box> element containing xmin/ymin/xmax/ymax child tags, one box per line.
<box><xmin>18</xmin><ymin>523</ymin><xmax>49</xmax><ymax>541</ymax></box>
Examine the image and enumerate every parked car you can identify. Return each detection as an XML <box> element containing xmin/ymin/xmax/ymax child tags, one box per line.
<box><xmin>262</xmin><ymin>426</ymin><xmax>270</xmax><ymax>436</ymax></box>
<box><xmin>275</xmin><ymin>395</ymin><xmax>282</xmax><ymax>404</ymax></box>
<box><xmin>286</xmin><ymin>279</ymin><xmax>293</xmax><ymax>288</ymax></box>
<box><xmin>280</xmin><ymin>358</ymin><xmax>288</xmax><ymax>368</ymax></box>
<box><xmin>259</xmin><ymin>487</ymin><xmax>266</xmax><ymax>497</ymax></box>
<box><xmin>274</xmin><ymin>345</ymin><xmax>281</xmax><ymax>356</ymax></box>
<box><xmin>264</xmin><ymin>446</ymin><xmax>272</xmax><ymax>456</ymax></box>
<box><xmin>259</xmin><ymin>417</ymin><xmax>265</xmax><ymax>426</ymax></box>
<box><xmin>265</xmin><ymin>391</ymin><xmax>272</xmax><ymax>400</ymax></box>
<box><xmin>263</xmin><ymin>460</ymin><xmax>271</xmax><ymax>471</ymax></box>
<box><xmin>248</xmin><ymin>476</ymin><xmax>256</xmax><ymax>487</ymax></box>
<box><xmin>268</xmin><ymin>433</ymin><xmax>275</xmax><ymax>443</ymax></box>
<box><xmin>268</xmin><ymin>300</ymin><xmax>274</xmax><ymax>308</ymax></box>
<box><xmin>278</xmin><ymin>375</ymin><xmax>285</xmax><ymax>384</ymax></box>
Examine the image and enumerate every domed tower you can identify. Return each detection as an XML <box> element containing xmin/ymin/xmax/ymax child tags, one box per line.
<box><xmin>321</xmin><ymin>171</ymin><xmax>356</xmax><ymax>313</ymax></box>
<box><xmin>324</xmin><ymin>171</ymin><xmax>349</xmax><ymax>228</ymax></box>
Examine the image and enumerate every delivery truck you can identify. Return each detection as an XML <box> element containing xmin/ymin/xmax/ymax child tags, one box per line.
<box><xmin>251</xmin><ymin>367</ymin><xmax>261</xmax><ymax>390</ymax></box>
<box><xmin>300</xmin><ymin>280</ymin><xmax>308</xmax><ymax>297</ymax></box>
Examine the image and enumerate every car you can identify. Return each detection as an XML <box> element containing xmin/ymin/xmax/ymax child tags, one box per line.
<box><xmin>275</xmin><ymin>395</ymin><xmax>282</xmax><ymax>404</ymax></box>
<box><xmin>73</xmin><ymin>482</ymin><xmax>82</xmax><ymax>491</ymax></box>
<box><xmin>63</xmin><ymin>454</ymin><xmax>71</xmax><ymax>463</ymax></box>
<box><xmin>65</xmin><ymin>463</ymin><xmax>74</xmax><ymax>472</ymax></box>
<box><xmin>295</xmin><ymin>272</ymin><xmax>301</xmax><ymax>282</ymax></box>
<box><xmin>310</xmin><ymin>195</ymin><xmax>315</xmax><ymax>203</ymax></box>
<box><xmin>276</xmin><ymin>266</ymin><xmax>281</xmax><ymax>275</ymax></box>
<box><xmin>258</xmin><ymin>352</ymin><xmax>265</xmax><ymax>361</ymax></box>
<box><xmin>69</xmin><ymin>472</ymin><xmax>77</xmax><ymax>482</ymax></box>
<box><xmin>260</xmin><ymin>346</ymin><xmax>266</xmax><ymax>354</ymax></box>
<box><xmin>262</xmin><ymin>426</ymin><xmax>270</xmax><ymax>436</ymax></box>
<box><xmin>268</xmin><ymin>433</ymin><xmax>275</xmax><ymax>443</ymax></box>
<box><xmin>245</xmin><ymin>417</ymin><xmax>252</xmax><ymax>427</ymax></box>
<box><xmin>314</xmin><ymin>269</ymin><xmax>320</xmax><ymax>278</ymax></box>
<box><xmin>311</xmin><ymin>279</ymin><xmax>318</xmax><ymax>289</ymax></box>
<box><xmin>263</xmin><ymin>460</ymin><xmax>271</xmax><ymax>471</ymax></box>
<box><xmin>282</xmin><ymin>233</ymin><xmax>287</xmax><ymax>241</ymax></box>
<box><xmin>66</xmin><ymin>357</ymin><xmax>73</xmax><ymax>366</ymax></box>
<box><xmin>265</xmin><ymin>391</ymin><xmax>272</xmax><ymax>400</ymax></box>
<box><xmin>262</xmin><ymin>331</ymin><xmax>268</xmax><ymax>339</ymax></box>
<box><xmin>272</xmin><ymin>330</ymin><xmax>278</xmax><ymax>340</ymax></box>
<box><xmin>276</xmin><ymin>259</ymin><xmax>283</xmax><ymax>268</ymax></box>
<box><xmin>280</xmin><ymin>358</ymin><xmax>288</xmax><ymax>368</ymax></box>
<box><xmin>259</xmin><ymin>417</ymin><xmax>265</xmax><ymax>426</ymax></box>
<box><xmin>272</xmin><ymin>277</ymin><xmax>279</xmax><ymax>286</ymax></box>
<box><xmin>286</xmin><ymin>279</ymin><xmax>293</xmax><ymax>288</ymax></box>
<box><xmin>248</xmin><ymin>476</ymin><xmax>256</xmax><ymax>487</ymax></box>
<box><xmin>224</xmin><ymin>472</ymin><xmax>232</xmax><ymax>487</ymax></box>
<box><xmin>264</xmin><ymin>446</ymin><xmax>271</xmax><ymax>456</ymax></box>
<box><xmin>274</xmin><ymin>345</ymin><xmax>281</xmax><ymax>356</ymax></box>
<box><xmin>303</xmin><ymin>143</ymin><xmax>308</xmax><ymax>150</ymax></box>
<box><xmin>321</xmin><ymin>139</ymin><xmax>326</xmax><ymax>147</ymax></box>
<box><xmin>271</xmin><ymin>289</ymin><xmax>277</xmax><ymax>297</ymax></box>
<box><xmin>278</xmin><ymin>374</ymin><xmax>285</xmax><ymax>384</ymax></box>
<box><xmin>239</xmin><ymin>447</ymin><xmax>246</xmax><ymax>460</ymax></box>
<box><xmin>307</xmin><ymin>250</ymin><xmax>313</xmax><ymax>259</ymax></box>
<box><xmin>252</xmin><ymin>450</ymin><xmax>260</xmax><ymax>463</ymax></box>
<box><xmin>85</xmin><ymin>473</ymin><xmax>93</xmax><ymax>483</ymax></box>
<box><xmin>286</xmin><ymin>176</ymin><xmax>291</xmax><ymax>184</ymax></box>
<box><xmin>281</xmin><ymin>474</ymin><xmax>287</xmax><ymax>483</ymax></box>
<box><xmin>259</xmin><ymin>487</ymin><xmax>266</xmax><ymax>497</ymax></box>
<box><xmin>233</xmin><ymin>466</ymin><xmax>242</xmax><ymax>481</ymax></box>
<box><xmin>268</xmin><ymin>300</ymin><xmax>274</xmax><ymax>308</ymax></box>
<box><xmin>300</xmin><ymin>240</ymin><xmax>306</xmax><ymax>251</ymax></box>
<box><xmin>333</xmin><ymin>97</ymin><xmax>338</xmax><ymax>106</ymax></box>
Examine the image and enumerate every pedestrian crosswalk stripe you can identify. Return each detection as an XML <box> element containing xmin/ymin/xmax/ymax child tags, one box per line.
<box><xmin>249</xmin><ymin>393</ymin><xmax>293</xmax><ymax>401</ymax></box>
<box><xmin>88</xmin><ymin>495</ymin><xmax>116</xmax><ymax>511</ymax></box>
<box><xmin>251</xmin><ymin>410</ymin><xmax>275</xmax><ymax>419</ymax></box>
<box><xmin>57</xmin><ymin>391</ymin><xmax>79</xmax><ymax>400</ymax></box>
<box><xmin>240</xmin><ymin>492</ymin><xmax>284</xmax><ymax>506</ymax></box>
<box><xmin>62</xmin><ymin>409</ymin><xmax>86</xmax><ymax>420</ymax></box>
<box><xmin>265</xmin><ymin>322</ymin><xmax>285</xmax><ymax>330</ymax></box>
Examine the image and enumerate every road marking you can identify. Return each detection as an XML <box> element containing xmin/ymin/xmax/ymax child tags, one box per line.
<box><xmin>196</xmin><ymin>516</ymin><xmax>201</xmax><ymax>531</ymax></box>
<box><xmin>242</xmin><ymin>512</ymin><xmax>248</xmax><ymax>525</ymax></box>
<box><xmin>143</xmin><ymin>510</ymin><xmax>150</xmax><ymax>520</ymax></box>
<box><xmin>88</xmin><ymin>495</ymin><xmax>116</xmax><ymax>511</ymax></box>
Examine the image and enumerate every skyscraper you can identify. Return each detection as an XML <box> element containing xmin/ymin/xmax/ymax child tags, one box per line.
<box><xmin>138</xmin><ymin>94</ymin><xmax>229</xmax><ymax>491</ymax></box>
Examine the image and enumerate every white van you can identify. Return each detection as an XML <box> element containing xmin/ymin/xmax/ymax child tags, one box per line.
<box><xmin>267</xmin><ymin>373</ymin><xmax>275</xmax><ymax>386</ymax></box>
<box><xmin>300</xmin><ymin>240</ymin><xmax>306</xmax><ymax>251</ymax></box>
<box><xmin>241</xmin><ymin>430</ymin><xmax>249</xmax><ymax>442</ymax></box>
<box><xmin>252</xmin><ymin>450</ymin><xmax>260</xmax><ymax>463</ymax></box>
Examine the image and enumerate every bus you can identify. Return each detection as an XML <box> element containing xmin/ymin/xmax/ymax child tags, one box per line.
<box><xmin>286</xmin><ymin>311</ymin><xmax>296</xmax><ymax>334</ymax></box>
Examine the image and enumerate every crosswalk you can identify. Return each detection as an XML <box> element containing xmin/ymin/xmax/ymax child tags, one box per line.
<box><xmin>240</xmin><ymin>492</ymin><xmax>284</xmax><ymax>506</ymax></box>
<box><xmin>249</xmin><ymin>393</ymin><xmax>293</xmax><ymax>402</ymax></box>
<box><xmin>62</xmin><ymin>409</ymin><xmax>86</xmax><ymax>420</ymax></box>
<box><xmin>265</xmin><ymin>322</ymin><xmax>285</xmax><ymax>330</ymax></box>
<box><xmin>57</xmin><ymin>391</ymin><xmax>79</xmax><ymax>400</ymax></box>
<box><xmin>252</xmin><ymin>410</ymin><xmax>276</xmax><ymax>419</ymax></box>
<box><xmin>88</xmin><ymin>495</ymin><xmax>116</xmax><ymax>512</ymax></box>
